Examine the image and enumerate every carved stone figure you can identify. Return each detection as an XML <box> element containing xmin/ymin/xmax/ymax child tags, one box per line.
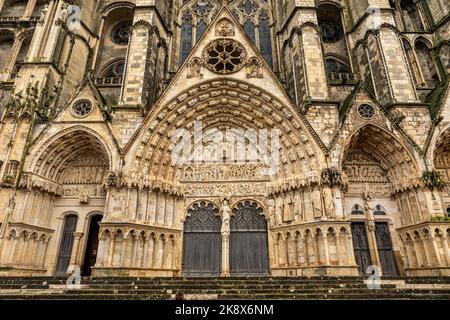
<box><xmin>275</xmin><ymin>196</ymin><xmax>283</xmax><ymax>226</ymax></box>
<box><xmin>283</xmin><ymin>192</ymin><xmax>293</xmax><ymax>222</ymax></box>
<box><xmin>220</xmin><ymin>199</ymin><xmax>231</xmax><ymax>235</ymax></box>
<box><xmin>216</xmin><ymin>18</ymin><xmax>235</xmax><ymax>37</ymax></box>
<box><xmin>246</xmin><ymin>58</ymin><xmax>263</xmax><ymax>78</ymax></box>
<box><xmin>106</xmin><ymin>171</ymin><xmax>119</xmax><ymax>188</ymax></box>
<box><xmin>363</xmin><ymin>190</ymin><xmax>374</xmax><ymax>220</ymax></box>
<box><xmin>79</xmin><ymin>190</ymin><xmax>90</xmax><ymax>204</ymax></box>
<box><xmin>187</xmin><ymin>58</ymin><xmax>204</xmax><ymax>79</ymax></box>
<box><xmin>312</xmin><ymin>188</ymin><xmax>323</xmax><ymax>218</ymax></box>
<box><xmin>267</xmin><ymin>198</ymin><xmax>276</xmax><ymax>227</ymax></box>
<box><xmin>322</xmin><ymin>187</ymin><xmax>336</xmax><ymax>219</ymax></box>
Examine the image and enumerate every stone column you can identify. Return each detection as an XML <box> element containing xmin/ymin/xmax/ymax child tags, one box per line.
<box><xmin>19</xmin><ymin>237</ymin><xmax>29</xmax><ymax>265</ymax></box>
<box><xmin>441</xmin><ymin>235</ymin><xmax>450</xmax><ymax>265</ymax></box>
<box><xmin>221</xmin><ymin>233</ymin><xmax>230</xmax><ymax>276</ymax></box>
<box><xmin>422</xmin><ymin>188</ymin><xmax>446</xmax><ymax>219</ymax></box>
<box><xmin>412</xmin><ymin>238</ymin><xmax>424</xmax><ymax>267</ymax></box>
<box><xmin>142</xmin><ymin>236</ymin><xmax>149</xmax><ymax>268</ymax></box>
<box><xmin>303</xmin><ymin>236</ymin><xmax>310</xmax><ymax>266</ymax></box>
<box><xmin>69</xmin><ymin>232</ymin><xmax>84</xmax><ymax>268</ymax></box>
<box><xmin>95</xmin><ymin>236</ymin><xmax>106</xmax><ymax>267</ymax></box>
<box><xmin>7</xmin><ymin>237</ymin><xmax>18</xmax><ymax>265</ymax></box>
<box><xmin>336</xmin><ymin>233</ymin><xmax>343</xmax><ymax>266</ymax></box>
<box><xmin>40</xmin><ymin>238</ymin><xmax>49</xmax><ymax>268</ymax></box>
<box><xmin>346</xmin><ymin>234</ymin><xmax>357</xmax><ymax>265</ymax></box>
<box><xmin>29</xmin><ymin>238</ymin><xmax>39</xmax><ymax>266</ymax></box>
<box><xmin>22</xmin><ymin>0</ymin><xmax>38</xmax><ymax>19</ymax></box>
<box><xmin>366</xmin><ymin>221</ymin><xmax>382</xmax><ymax>272</ymax></box>
<box><xmin>430</xmin><ymin>235</ymin><xmax>442</xmax><ymax>266</ymax></box>
<box><xmin>405</xmin><ymin>241</ymin><xmax>417</xmax><ymax>268</ymax></box>
<box><xmin>131</xmin><ymin>236</ymin><xmax>139</xmax><ymax>267</ymax></box>
<box><xmin>107</xmin><ymin>237</ymin><xmax>115</xmax><ymax>266</ymax></box>
<box><xmin>322</xmin><ymin>232</ymin><xmax>330</xmax><ymax>265</ymax></box>
<box><xmin>120</xmin><ymin>237</ymin><xmax>127</xmax><ymax>267</ymax></box>
<box><xmin>274</xmin><ymin>241</ymin><xmax>279</xmax><ymax>267</ymax></box>
<box><xmin>146</xmin><ymin>237</ymin><xmax>154</xmax><ymax>268</ymax></box>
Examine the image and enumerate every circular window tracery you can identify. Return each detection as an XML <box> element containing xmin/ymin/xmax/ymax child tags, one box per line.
<box><xmin>357</xmin><ymin>104</ymin><xmax>375</xmax><ymax>120</ymax></box>
<box><xmin>111</xmin><ymin>21</ymin><xmax>132</xmax><ymax>45</ymax></box>
<box><xmin>72</xmin><ymin>100</ymin><xmax>93</xmax><ymax>118</ymax></box>
<box><xmin>203</xmin><ymin>39</ymin><xmax>246</xmax><ymax>74</ymax></box>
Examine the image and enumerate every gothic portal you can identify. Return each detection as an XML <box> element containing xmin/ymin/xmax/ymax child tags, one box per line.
<box><xmin>0</xmin><ymin>0</ymin><xmax>449</xmax><ymax>278</ymax></box>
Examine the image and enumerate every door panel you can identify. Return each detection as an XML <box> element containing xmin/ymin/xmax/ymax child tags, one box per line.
<box><xmin>82</xmin><ymin>215</ymin><xmax>102</xmax><ymax>276</ymax></box>
<box><xmin>230</xmin><ymin>201</ymin><xmax>269</xmax><ymax>276</ymax></box>
<box><xmin>56</xmin><ymin>215</ymin><xmax>78</xmax><ymax>276</ymax></box>
<box><xmin>182</xmin><ymin>202</ymin><xmax>222</xmax><ymax>277</ymax></box>
<box><xmin>351</xmin><ymin>222</ymin><xmax>372</xmax><ymax>276</ymax></box>
<box><xmin>375</xmin><ymin>222</ymin><xmax>398</xmax><ymax>276</ymax></box>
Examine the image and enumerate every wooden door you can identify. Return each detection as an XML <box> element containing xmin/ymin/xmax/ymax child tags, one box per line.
<box><xmin>182</xmin><ymin>202</ymin><xmax>222</xmax><ymax>277</ymax></box>
<box><xmin>351</xmin><ymin>222</ymin><xmax>372</xmax><ymax>276</ymax></box>
<box><xmin>56</xmin><ymin>215</ymin><xmax>78</xmax><ymax>276</ymax></box>
<box><xmin>230</xmin><ymin>201</ymin><xmax>269</xmax><ymax>276</ymax></box>
<box><xmin>82</xmin><ymin>215</ymin><xmax>102</xmax><ymax>276</ymax></box>
<box><xmin>375</xmin><ymin>222</ymin><xmax>398</xmax><ymax>276</ymax></box>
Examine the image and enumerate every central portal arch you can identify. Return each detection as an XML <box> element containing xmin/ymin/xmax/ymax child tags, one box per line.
<box><xmin>182</xmin><ymin>202</ymin><xmax>222</xmax><ymax>277</ymax></box>
<box><xmin>230</xmin><ymin>201</ymin><xmax>269</xmax><ymax>276</ymax></box>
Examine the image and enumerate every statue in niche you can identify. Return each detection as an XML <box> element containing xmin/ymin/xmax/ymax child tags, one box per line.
<box><xmin>283</xmin><ymin>192</ymin><xmax>293</xmax><ymax>222</ymax></box>
<box><xmin>220</xmin><ymin>198</ymin><xmax>231</xmax><ymax>235</ymax></box>
<box><xmin>294</xmin><ymin>191</ymin><xmax>304</xmax><ymax>221</ymax></box>
<box><xmin>246</xmin><ymin>57</ymin><xmax>263</xmax><ymax>79</ymax></box>
<box><xmin>363</xmin><ymin>189</ymin><xmax>375</xmax><ymax>231</ymax></box>
<box><xmin>267</xmin><ymin>198</ymin><xmax>276</xmax><ymax>227</ymax></box>
<box><xmin>187</xmin><ymin>58</ymin><xmax>204</xmax><ymax>79</ymax></box>
<box><xmin>312</xmin><ymin>188</ymin><xmax>323</xmax><ymax>219</ymax></box>
<box><xmin>363</xmin><ymin>190</ymin><xmax>373</xmax><ymax>215</ymax></box>
<box><xmin>322</xmin><ymin>187</ymin><xmax>336</xmax><ymax>219</ymax></box>
<box><xmin>275</xmin><ymin>196</ymin><xmax>283</xmax><ymax>226</ymax></box>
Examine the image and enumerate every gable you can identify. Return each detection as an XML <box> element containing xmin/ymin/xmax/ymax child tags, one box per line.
<box><xmin>149</xmin><ymin>7</ymin><xmax>297</xmax><ymax>121</ymax></box>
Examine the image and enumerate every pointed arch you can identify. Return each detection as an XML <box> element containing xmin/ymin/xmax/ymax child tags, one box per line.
<box><xmin>26</xmin><ymin>126</ymin><xmax>114</xmax><ymax>195</ymax></box>
<box><xmin>340</xmin><ymin>124</ymin><xmax>421</xmax><ymax>194</ymax></box>
<box><xmin>179</xmin><ymin>11</ymin><xmax>193</xmax><ymax>65</ymax></box>
<box><xmin>125</xmin><ymin>79</ymin><xmax>325</xmax><ymax>193</ymax></box>
<box><xmin>414</xmin><ymin>37</ymin><xmax>439</xmax><ymax>88</ymax></box>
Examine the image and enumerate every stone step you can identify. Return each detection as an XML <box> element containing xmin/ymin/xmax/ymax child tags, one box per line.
<box><xmin>38</xmin><ymin>288</ymin><xmax>410</xmax><ymax>294</ymax></box>
<box><xmin>1</xmin><ymin>292</ymin><xmax>450</xmax><ymax>300</ymax></box>
<box><xmin>0</xmin><ymin>284</ymin><xmax>378</xmax><ymax>290</ymax></box>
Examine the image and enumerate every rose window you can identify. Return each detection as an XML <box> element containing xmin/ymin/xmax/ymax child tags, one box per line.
<box><xmin>204</xmin><ymin>39</ymin><xmax>246</xmax><ymax>74</ymax></box>
<box><xmin>357</xmin><ymin>104</ymin><xmax>375</xmax><ymax>119</ymax></box>
<box><xmin>72</xmin><ymin>99</ymin><xmax>93</xmax><ymax>118</ymax></box>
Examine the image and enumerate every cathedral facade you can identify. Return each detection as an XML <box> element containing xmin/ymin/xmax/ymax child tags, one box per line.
<box><xmin>0</xmin><ymin>0</ymin><xmax>449</xmax><ymax>278</ymax></box>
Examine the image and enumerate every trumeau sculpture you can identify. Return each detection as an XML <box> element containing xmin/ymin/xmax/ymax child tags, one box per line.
<box><xmin>0</xmin><ymin>0</ymin><xmax>448</xmax><ymax>280</ymax></box>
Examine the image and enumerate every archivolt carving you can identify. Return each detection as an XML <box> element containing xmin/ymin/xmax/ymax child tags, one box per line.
<box><xmin>341</xmin><ymin>125</ymin><xmax>420</xmax><ymax>194</ymax></box>
<box><xmin>125</xmin><ymin>79</ymin><xmax>324</xmax><ymax>195</ymax></box>
<box><xmin>24</xmin><ymin>127</ymin><xmax>112</xmax><ymax>195</ymax></box>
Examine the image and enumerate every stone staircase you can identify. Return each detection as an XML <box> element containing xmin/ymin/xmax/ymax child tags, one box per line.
<box><xmin>0</xmin><ymin>277</ymin><xmax>450</xmax><ymax>300</ymax></box>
